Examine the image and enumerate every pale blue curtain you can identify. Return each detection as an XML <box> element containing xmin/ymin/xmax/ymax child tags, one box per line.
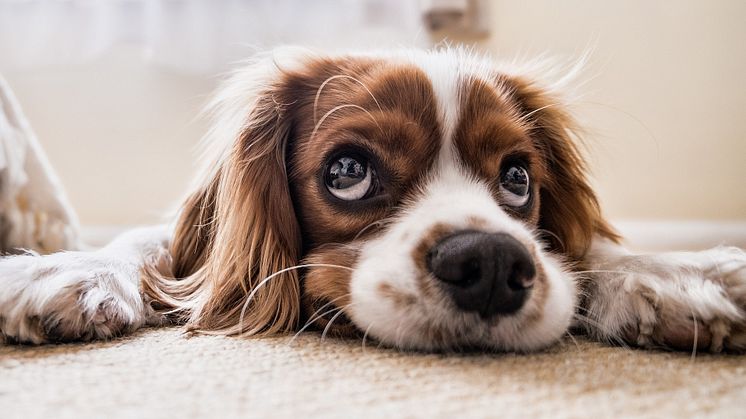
<box><xmin>0</xmin><ymin>0</ymin><xmax>428</xmax><ymax>74</ymax></box>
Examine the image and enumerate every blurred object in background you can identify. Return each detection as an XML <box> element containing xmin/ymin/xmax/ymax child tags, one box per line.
<box><xmin>0</xmin><ymin>0</ymin><xmax>438</xmax><ymax>75</ymax></box>
<box><xmin>0</xmin><ymin>75</ymin><xmax>79</xmax><ymax>252</ymax></box>
<box><xmin>421</xmin><ymin>0</ymin><xmax>489</xmax><ymax>39</ymax></box>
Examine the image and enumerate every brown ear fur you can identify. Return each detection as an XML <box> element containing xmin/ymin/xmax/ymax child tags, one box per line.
<box><xmin>505</xmin><ymin>76</ymin><xmax>620</xmax><ymax>260</ymax></box>
<box><xmin>142</xmin><ymin>81</ymin><xmax>302</xmax><ymax>336</ymax></box>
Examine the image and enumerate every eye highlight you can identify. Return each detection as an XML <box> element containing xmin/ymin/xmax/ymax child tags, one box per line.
<box><xmin>499</xmin><ymin>164</ymin><xmax>530</xmax><ymax>208</ymax></box>
<box><xmin>324</xmin><ymin>155</ymin><xmax>374</xmax><ymax>201</ymax></box>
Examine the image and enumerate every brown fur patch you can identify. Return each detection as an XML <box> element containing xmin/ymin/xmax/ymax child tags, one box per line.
<box><xmin>465</xmin><ymin>216</ymin><xmax>489</xmax><ymax>229</ymax></box>
<box><xmin>301</xmin><ymin>244</ymin><xmax>362</xmax><ymax>337</ymax></box>
<box><xmin>287</xmin><ymin>61</ymin><xmax>441</xmax><ymax>247</ymax></box>
<box><xmin>453</xmin><ymin>78</ymin><xmax>544</xmax><ymax>224</ymax></box>
<box><xmin>412</xmin><ymin>223</ymin><xmax>455</xmax><ymax>276</ymax></box>
<box><xmin>377</xmin><ymin>282</ymin><xmax>417</xmax><ymax>309</ymax></box>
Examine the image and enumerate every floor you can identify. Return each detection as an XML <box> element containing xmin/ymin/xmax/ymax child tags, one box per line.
<box><xmin>2</xmin><ymin>327</ymin><xmax>744</xmax><ymax>418</ymax></box>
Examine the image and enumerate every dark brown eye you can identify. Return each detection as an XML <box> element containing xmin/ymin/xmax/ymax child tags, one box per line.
<box><xmin>325</xmin><ymin>156</ymin><xmax>373</xmax><ymax>201</ymax></box>
<box><xmin>500</xmin><ymin>164</ymin><xmax>530</xmax><ymax>207</ymax></box>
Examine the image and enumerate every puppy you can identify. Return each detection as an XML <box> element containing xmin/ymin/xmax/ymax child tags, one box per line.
<box><xmin>1</xmin><ymin>47</ymin><xmax>745</xmax><ymax>352</ymax></box>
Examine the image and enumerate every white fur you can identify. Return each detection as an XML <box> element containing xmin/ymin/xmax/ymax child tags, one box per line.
<box><xmin>582</xmin><ymin>239</ymin><xmax>746</xmax><ymax>352</ymax></box>
<box><xmin>405</xmin><ymin>49</ymin><xmax>462</xmax><ymax>167</ymax></box>
<box><xmin>0</xmin><ymin>226</ymin><xmax>170</xmax><ymax>343</ymax></box>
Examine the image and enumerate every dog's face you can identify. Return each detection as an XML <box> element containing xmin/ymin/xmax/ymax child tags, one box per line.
<box><xmin>157</xmin><ymin>48</ymin><xmax>617</xmax><ymax>352</ymax></box>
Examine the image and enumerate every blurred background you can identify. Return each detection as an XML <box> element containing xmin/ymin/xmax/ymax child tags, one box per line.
<box><xmin>0</xmin><ymin>0</ymin><xmax>744</xmax><ymax>243</ymax></box>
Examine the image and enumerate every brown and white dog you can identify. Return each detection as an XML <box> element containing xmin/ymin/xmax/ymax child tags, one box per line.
<box><xmin>1</xmin><ymin>47</ymin><xmax>745</xmax><ymax>352</ymax></box>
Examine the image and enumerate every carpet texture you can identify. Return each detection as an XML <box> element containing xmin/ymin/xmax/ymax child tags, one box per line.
<box><xmin>2</xmin><ymin>327</ymin><xmax>744</xmax><ymax>418</ymax></box>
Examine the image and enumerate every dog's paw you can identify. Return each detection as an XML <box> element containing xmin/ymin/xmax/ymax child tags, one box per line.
<box><xmin>584</xmin><ymin>246</ymin><xmax>746</xmax><ymax>353</ymax></box>
<box><xmin>0</xmin><ymin>252</ymin><xmax>154</xmax><ymax>344</ymax></box>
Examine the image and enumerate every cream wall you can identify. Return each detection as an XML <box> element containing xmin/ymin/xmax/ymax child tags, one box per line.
<box><xmin>3</xmin><ymin>1</ymin><xmax>745</xmax><ymax>226</ymax></box>
<box><xmin>4</xmin><ymin>47</ymin><xmax>214</xmax><ymax>225</ymax></box>
<box><xmin>478</xmin><ymin>0</ymin><xmax>746</xmax><ymax>220</ymax></box>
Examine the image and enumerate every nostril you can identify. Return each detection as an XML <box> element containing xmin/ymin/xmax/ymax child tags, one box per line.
<box><xmin>507</xmin><ymin>273</ymin><xmax>534</xmax><ymax>291</ymax></box>
<box><xmin>438</xmin><ymin>257</ymin><xmax>482</xmax><ymax>287</ymax></box>
<box><xmin>506</xmin><ymin>260</ymin><xmax>536</xmax><ymax>291</ymax></box>
<box><xmin>427</xmin><ymin>246</ymin><xmax>483</xmax><ymax>287</ymax></box>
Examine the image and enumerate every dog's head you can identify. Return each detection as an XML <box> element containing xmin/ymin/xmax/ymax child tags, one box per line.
<box><xmin>146</xmin><ymin>47</ymin><xmax>618</xmax><ymax>351</ymax></box>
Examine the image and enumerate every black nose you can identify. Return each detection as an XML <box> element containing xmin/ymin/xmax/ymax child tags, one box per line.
<box><xmin>426</xmin><ymin>231</ymin><xmax>536</xmax><ymax>318</ymax></box>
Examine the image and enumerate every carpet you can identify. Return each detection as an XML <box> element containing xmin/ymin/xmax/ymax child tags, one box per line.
<box><xmin>2</xmin><ymin>327</ymin><xmax>744</xmax><ymax>418</ymax></box>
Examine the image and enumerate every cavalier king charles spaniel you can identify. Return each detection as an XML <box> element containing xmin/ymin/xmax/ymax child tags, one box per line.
<box><xmin>1</xmin><ymin>47</ymin><xmax>745</xmax><ymax>353</ymax></box>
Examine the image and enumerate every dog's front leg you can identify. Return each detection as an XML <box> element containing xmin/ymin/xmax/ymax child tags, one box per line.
<box><xmin>0</xmin><ymin>225</ymin><xmax>171</xmax><ymax>344</ymax></box>
<box><xmin>578</xmin><ymin>238</ymin><xmax>746</xmax><ymax>352</ymax></box>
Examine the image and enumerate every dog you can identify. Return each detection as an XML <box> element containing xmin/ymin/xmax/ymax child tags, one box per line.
<box><xmin>0</xmin><ymin>47</ymin><xmax>744</xmax><ymax>352</ymax></box>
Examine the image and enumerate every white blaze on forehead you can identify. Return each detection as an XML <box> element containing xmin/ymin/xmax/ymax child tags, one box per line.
<box><xmin>403</xmin><ymin>51</ymin><xmax>463</xmax><ymax>169</ymax></box>
<box><xmin>358</xmin><ymin>47</ymin><xmax>503</xmax><ymax>171</ymax></box>
<box><xmin>395</xmin><ymin>48</ymin><xmax>498</xmax><ymax>173</ymax></box>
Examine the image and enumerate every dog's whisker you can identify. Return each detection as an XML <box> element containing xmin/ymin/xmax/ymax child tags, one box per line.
<box><xmin>689</xmin><ymin>304</ymin><xmax>699</xmax><ymax>362</ymax></box>
<box><xmin>290</xmin><ymin>306</ymin><xmax>342</xmax><ymax>345</ymax></box>
<box><xmin>320</xmin><ymin>308</ymin><xmax>344</xmax><ymax>342</ymax></box>
<box><xmin>574</xmin><ymin>269</ymin><xmax>632</xmax><ymax>276</ymax></box>
<box><xmin>238</xmin><ymin>263</ymin><xmax>354</xmax><ymax>336</ymax></box>
<box><xmin>320</xmin><ymin>303</ymin><xmax>358</xmax><ymax>342</ymax></box>
<box><xmin>310</xmin><ymin>104</ymin><xmax>381</xmax><ymax>141</ymax></box>
<box><xmin>564</xmin><ymin>330</ymin><xmax>580</xmax><ymax>350</ymax></box>
<box><xmin>353</xmin><ymin>220</ymin><xmax>389</xmax><ymax>240</ymax></box>
<box><xmin>290</xmin><ymin>294</ymin><xmax>353</xmax><ymax>343</ymax></box>
<box><xmin>535</xmin><ymin>228</ymin><xmax>566</xmax><ymax>253</ymax></box>
<box><xmin>572</xmin><ymin>311</ymin><xmax>630</xmax><ymax>350</ymax></box>
<box><xmin>313</xmin><ymin>74</ymin><xmax>383</xmax><ymax>124</ymax></box>
<box><xmin>361</xmin><ymin>322</ymin><xmax>375</xmax><ymax>353</ymax></box>
<box><xmin>517</xmin><ymin>102</ymin><xmax>562</xmax><ymax>125</ymax></box>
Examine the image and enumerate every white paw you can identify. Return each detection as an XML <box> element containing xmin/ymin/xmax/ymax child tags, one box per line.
<box><xmin>585</xmin><ymin>246</ymin><xmax>746</xmax><ymax>353</ymax></box>
<box><xmin>0</xmin><ymin>251</ymin><xmax>158</xmax><ymax>344</ymax></box>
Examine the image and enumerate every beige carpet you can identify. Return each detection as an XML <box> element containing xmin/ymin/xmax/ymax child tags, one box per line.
<box><xmin>2</xmin><ymin>327</ymin><xmax>745</xmax><ymax>418</ymax></box>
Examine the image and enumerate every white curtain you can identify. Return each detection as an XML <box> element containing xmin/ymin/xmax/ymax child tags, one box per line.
<box><xmin>0</xmin><ymin>0</ymin><xmax>429</xmax><ymax>74</ymax></box>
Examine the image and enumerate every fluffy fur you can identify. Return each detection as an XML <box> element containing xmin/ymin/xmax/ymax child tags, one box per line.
<box><xmin>1</xmin><ymin>47</ymin><xmax>745</xmax><ymax>353</ymax></box>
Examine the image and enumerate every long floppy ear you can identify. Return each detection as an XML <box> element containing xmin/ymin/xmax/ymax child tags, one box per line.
<box><xmin>143</xmin><ymin>55</ymin><xmax>303</xmax><ymax>336</ymax></box>
<box><xmin>504</xmin><ymin>75</ymin><xmax>619</xmax><ymax>260</ymax></box>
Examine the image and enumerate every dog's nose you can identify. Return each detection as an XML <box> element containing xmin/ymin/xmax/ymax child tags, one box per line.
<box><xmin>426</xmin><ymin>231</ymin><xmax>536</xmax><ymax>318</ymax></box>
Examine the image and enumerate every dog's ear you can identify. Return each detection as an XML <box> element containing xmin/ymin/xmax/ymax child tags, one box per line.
<box><xmin>504</xmin><ymin>76</ymin><xmax>619</xmax><ymax>260</ymax></box>
<box><xmin>143</xmin><ymin>57</ymin><xmax>303</xmax><ymax>336</ymax></box>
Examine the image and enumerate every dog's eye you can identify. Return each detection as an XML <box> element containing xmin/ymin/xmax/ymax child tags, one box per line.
<box><xmin>325</xmin><ymin>156</ymin><xmax>374</xmax><ymax>201</ymax></box>
<box><xmin>499</xmin><ymin>164</ymin><xmax>530</xmax><ymax>207</ymax></box>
